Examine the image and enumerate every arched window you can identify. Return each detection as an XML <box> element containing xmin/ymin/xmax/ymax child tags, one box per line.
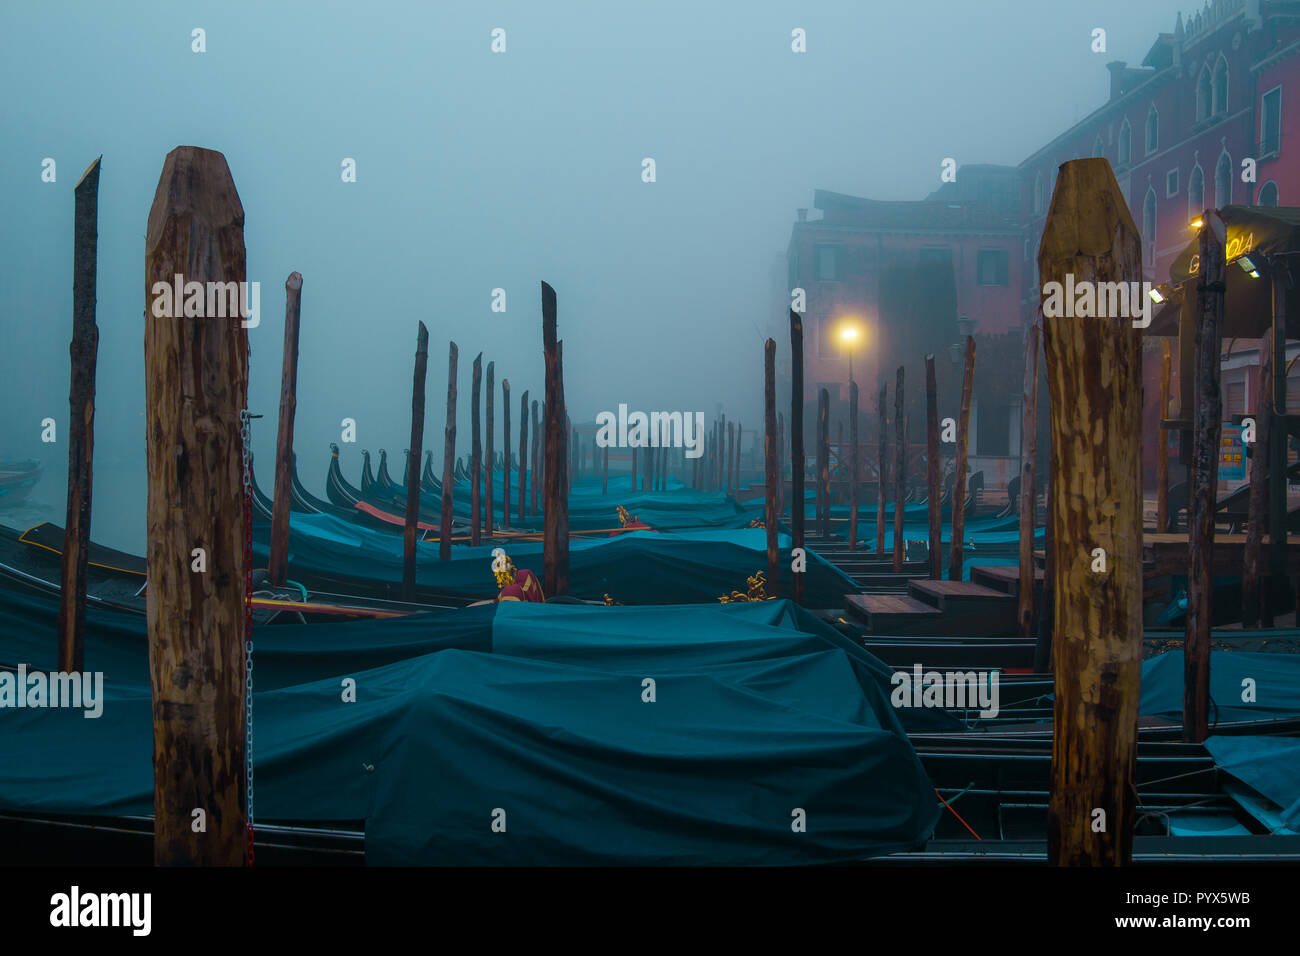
<box><xmin>1034</xmin><ymin>171</ymin><xmax>1044</xmax><ymax>214</ymax></box>
<box><xmin>1146</xmin><ymin>105</ymin><xmax>1159</xmax><ymax>153</ymax></box>
<box><xmin>1143</xmin><ymin>188</ymin><xmax>1158</xmax><ymax>246</ymax></box>
<box><xmin>1118</xmin><ymin>118</ymin><xmax>1132</xmax><ymax>165</ymax></box>
<box><xmin>1188</xmin><ymin>163</ymin><xmax>1205</xmax><ymax>219</ymax></box>
<box><xmin>1092</xmin><ymin>135</ymin><xmax>1105</xmax><ymax>158</ymax></box>
<box><xmin>1212</xmin><ymin>55</ymin><xmax>1229</xmax><ymax>115</ymax></box>
<box><xmin>1258</xmin><ymin>181</ymin><xmax>1279</xmax><ymax>206</ymax></box>
<box><xmin>1215</xmin><ymin>150</ymin><xmax>1232</xmax><ymax>207</ymax></box>
<box><xmin>1196</xmin><ymin>65</ymin><xmax>1213</xmax><ymax>121</ymax></box>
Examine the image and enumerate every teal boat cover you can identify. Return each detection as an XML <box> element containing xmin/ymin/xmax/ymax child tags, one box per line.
<box><xmin>1139</xmin><ymin>650</ymin><xmax>1300</xmax><ymax>723</ymax></box>
<box><xmin>0</xmin><ymin>586</ymin><xmax>941</xmax><ymax>864</ymax></box>
<box><xmin>1204</xmin><ymin>736</ymin><xmax>1300</xmax><ymax>833</ymax></box>
<box><xmin>253</xmin><ymin>516</ymin><xmax>857</xmax><ymax>606</ymax></box>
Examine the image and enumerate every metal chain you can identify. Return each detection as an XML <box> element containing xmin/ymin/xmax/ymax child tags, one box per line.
<box><xmin>239</xmin><ymin>410</ymin><xmax>255</xmax><ymax>866</ymax></box>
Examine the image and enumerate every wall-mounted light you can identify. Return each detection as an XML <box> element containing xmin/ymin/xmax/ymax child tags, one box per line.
<box><xmin>1237</xmin><ymin>255</ymin><xmax>1260</xmax><ymax>278</ymax></box>
<box><xmin>1190</xmin><ymin>217</ymin><xmax>1205</xmax><ymax>230</ymax></box>
<box><xmin>1149</xmin><ymin>286</ymin><xmax>1167</xmax><ymax>304</ymax></box>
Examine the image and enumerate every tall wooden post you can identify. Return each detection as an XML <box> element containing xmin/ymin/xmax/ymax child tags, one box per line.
<box><xmin>517</xmin><ymin>389</ymin><xmax>528</xmax><ymax>520</ymax></box>
<box><xmin>1040</xmin><ymin>158</ymin><xmax>1145</xmax><ymax>866</ymax></box>
<box><xmin>1242</xmin><ymin>330</ymin><xmax>1271</xmax><ymax>627</ymax></box>
<box><xmin>144</xmin><ymin>145</ymin><xmax>247</xmax><ymax>865</ymax></box>
<box><xmin>1018</xmin><ymin>323</ymin><xmax>1040</xmax><ymax>635</ymax></box>
<box><xmin>632</xmin><ymin>444</ymin><xmax>640</xmax><ymax>492</ymax></box>
<box><xmin>764</xmin><ymin>340</ymin><xmax>779</xmax><ymax>592</ymax></box>
<box><xmin>555</xmin><ymin>339</ymin><xmax>570</xmax><ymax>593</ymax></box>
<box><xmin>1156</xmin><ymin>339</ymin><xmax>1171</xmax><ymax>533</ymax></box>
<box><xmin>877</xmin><ymin>382</ymin><xmax>888</xmax><ymax>555</ymax></box>
<box><xmin>926</xmin><ymin>356</ymin><xmax>941</xmax><ymax>579</ymax></box>
<box><xmin>602</xmin><ymin>444</ymin><xmax>609</xmax><ymax>494</ymax></box>
<box><xmin>777</xmin><ymin>413</ymin><xmax>786</xmax><ymax>517</ymax></box>
<box><xmin>1267</xmin><ymin>265</ymin><xmax>1289</xmax><ymax>623</ymax></box>
<box><xmin>438</xmin><ymin>343</ymin><xmax>458</xmax><ymax>561</ymax></box>
<box><xmin>57</xmin><ymin>156</ymin><xmax>100</xmax><ymax>674</ymax></box>
<box><xmin>485</xmin><ymin>362</ymin><xmax>495</xmax><ymax>537</ymax></box>
<box><xmin>849</xmin><ymin>382</ymin><xmax>860</xmax><ymax>552</ymax></box>
<box><xmin>542</xmin><ymin>281</ymin><xmax>568</xmax><ymax>596</ymax></box>
<box><xmin>402</xmin><ymin>323</ymin><xmax>429</xmax><ymax>600</ymax></box>
<box><xmin>893</xmin><ymin>366</ymin><xmax>906</xmax><ymax>572</ymax></box>
<box><xmin>817</xmin><ymin>389</ymin><xmax>830</xmax><ymax>536</ymax></box>
<box><xmin>502</xmin><ymin>378</ymin><xmax>511</xmax><ymax>530</ymax></box>
<box><xmin>949</xmin><ymin>337</ymin><xmax>976</xmax><ymax>581</ymax></box>
<box><xmin>726</xmin><ymin>420</ymin><xmax>735</xmax><ymax>494</ymax></box>
<box><xmin>1185</xmin><ymin>211</ymin><xmax>1226</xmax><ymax>744</ymax></box>
<box><xmin>267</xmin><ymin>271</ymin><xmax>302</xmax><ymax>587</ymax></box>
<box><xmin>1034</xmin><ymin>469</ymin><xmax>1056</xmax><ymax>674</ymax></box>
<box><xmin>790</xmin><ymin>313</ymin><xmax>806</xmax><ymax>596</ymax></box>
<box><xmin>469</xmin><ymin>354</ymin><xmax>483</xmax><ymax>545</ymax></box>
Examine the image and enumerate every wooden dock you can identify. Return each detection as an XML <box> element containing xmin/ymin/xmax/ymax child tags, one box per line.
<box><xmin>1143</xmin><ymin>533</ymin><xmax>1300</xmax><ymax>577</ymax></box>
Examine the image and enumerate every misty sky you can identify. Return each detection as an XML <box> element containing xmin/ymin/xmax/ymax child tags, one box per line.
<box><xmin>0</xmin><ymin>0</ymin><xmax>1175</xmax><ymax>551</ymax></box>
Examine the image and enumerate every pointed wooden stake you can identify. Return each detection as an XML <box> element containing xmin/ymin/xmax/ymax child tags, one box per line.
<box><xmin>58</xmin><ymin>156</ymin><xmax>100</xmax><ymax>674</ymax></box>
<box><xmin>1018</xmin><ymin>322</ymin><xmax>1040</xmax><ymax>635</ymax></box>
<box><xmin>438</xmin><ymin>342</ymin><xmax>458</xmax><ymax>561</ymax></box>
<box><xmin>502</xmin><ymin>378</ymin><xmax>511</xmax><ymax>530</ymax></box>
<box><xmin>850</xmin><ymin>381</ymin><xmax>861</xmax><ymax>552</ymax></box>
<box><xmin>764</xmin><ymin>339</ymin><xmax>779</xmax><ymax>592</ymax></box>
<box><xmin>949</xmin><ymin>337</ymin><xmax>976</xmax><ymax>581</ymax></box>
<box><xmin>485</xmin><ymin>361</ymin><xmax>495</xmax><ymax>537</ymax></box>
<box><xmin>877</xmin><ymin>381</ymin><xmax>888</xmax><ymax>555</ymax></box>
<box><xmin>517</xmin><ymin>388</ymin><xmax>529</xmax><ymax>520</ymax></box>
<box><xmin>926</xmin><ymin>355</ymin><xmax>941</xmax><ymax>579</ymax></box>
<box><xmin>402</xmin><ymin>322</ymin><xmax>429</xmax><ymax>599</ymax></box>
<box><xmin>1156</xmin><ymin>338</ymin><xmax>1172</xmax><ymax>533</ymax></box>
<box><xmin>542</xmin><ymin>281</ymin><xmax>569</xmax><ymax>595</ymax></box>
<box><xmin>893</xmin><ymin>366</ymin><xmax>906</xmax><ymax>572</ymax></box>
<box><xmin>470</xmin><ymin>354</ymin><xmax>482</xmax><ymax>546</ymax></box>
<box><xmin>268</xmin><ymin>271</ymin><xmax>302</xmax><ymax>588</ymax></box>
<box><xmin>1039</xmin><ymin>157</ymin><xmax>1145</xmax><ymax>866</ymax></box>
<box><xmin>144</xmin><ymin>145</ymin><xmax>247</xmax><ymax>866</ymax></box>
<box><xmin>817</xmin><ymin>389</ymin><xmax>830</xmax><ymax>536</ymax></box>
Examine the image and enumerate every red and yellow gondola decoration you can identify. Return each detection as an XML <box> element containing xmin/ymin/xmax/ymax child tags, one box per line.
<box><xmin>492</xmin><ymin>547</ymin><xmax>545</xmax><ymax>603</ymax></box>
<box><xmin>717</xmin><ymin>570</ymin><xmax>773</xmax><ymax>603</ymax></box>
<box><xmin>612</xmin><ymin>505</ymin><xmax>652</xmax><ymax>535</ymax></box>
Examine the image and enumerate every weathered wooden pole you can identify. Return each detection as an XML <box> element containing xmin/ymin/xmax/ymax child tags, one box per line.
<box><xmin>1018</xmin><ymin>323</ymin><xmax>1040</xmax><ymax>635</ymax></box>
<box><xmin>893</xmin><ymin>366</ymin><xmax>906</xmax><ymax>572</ymax></box>
<box><xmin>877</xmin><ymin>381</ymin><xmax>888</xmax><ymax>554</ymax></box>
<box><xmin>726</xmin><ymin>420</ymin><xmax>735</xmax><ymax>494</ymax></box>
<box><xmin>555</xmin><ymin>338</ymin><xmax>570</xmax><ymax>594</ymax></box>
<box><xmin>764</xmin><ymin>340</ymin><xmax>779</xmax><ymax>592</ymax></box>
<box><xmin>517</xmin><ymin>389</ymin><xmax>528</xmax><ymax>520</ymax></box>
<box><xmin>502</xmin><ymin>378</ymin><xmax>512</xmax><ymax>530</ymax></box>
<box><xmin>1040</xmin><ymin>157</ymin><xmax>1145</xmax><ymax>866</ymax></box>
<box><xmin>849</xmin><ymin>382</ymin><xmax>861</xmax><ymax>552</ymax></box>
<box><xmin>144</xmin><ymin>145</ymin><xmax>247</xmax><ymax>865</ymax></box>
<box><xmin>542</xmin><ymin>281</ymin><xmax>568</xmax><ymax>595</ymax></box>
<box><xmin>777</xmin><ymin>413</ymin><xmax>786</xmax><ymax>516</ymax></box>
<box><xmin>267</xmin><ymin>271</ymin><xmax>302</xmax><ymax>588</ymax></box>
<box><xmin>485</xmin><ymin>361</ymin><xmax>495</xmax><ymax>537</ymax></box>
<box><xmin>949</xmin><ymin>337</ymin><xmax>976</xmax><ymax>581</ymax></box>
<box><xmin>1156</xmin><ymin>338</ymin><xmax>1171</xmax><ymax>533</ymax></box>
<box><xmin>439</xmin><ymin>343</ymin><xmax>458</xmax><ymax>560</ymax></box>
<box><xmin>1267</xmin><ymin>264</ymin><xmax>1289</xmax><ymax>623</ymax></box>
<box><xmin>926</xmin><ymin>355</ymin><xmax>941</xmax><ymax>579</ymax></box>
<box><xmin>1185</xmin><ymin>211</ymin><xmax>1226</xmax><ymax>744</ymax></box>
<box><xmin>469</xmin><ymin>354</ymin><xmax>483</xmax><ymax>546</ymax></box>
<box><xmin>817</xmin><ymin>389</ymin><xmax>830</xmax><ymax>536</ymax></box>
<box><xmin>790</xmin><ymin>313</ymin><xmax>806</xmax><ymax>596</ymax></box>
<box><xmin>57</xmin><ymin>156</ymin><xmax>100</xmax><ymax>674</ymax></box>
<box><xmin>402</xmin><ymin>322</ymin><xmax>430</xmax><ymax>600</ymax></box>
<box><xmin>1242</xmin><ymin>330</ymin><xmax>1271</xmax><ymax>628</ymax></box>
<box><xmin>602</xmin><ymin>443</ymin><xmax>609</xmax><ymax>494</ymax></box>
<box><xmin>1034</xmin><ymin>469</ymin><xmax>1056</xmax><ymax>674</ymax></box>
<box><xmin>632</xmin><ymin>443</ymin><xmax>640</xmax><ymax>492</ymax></box>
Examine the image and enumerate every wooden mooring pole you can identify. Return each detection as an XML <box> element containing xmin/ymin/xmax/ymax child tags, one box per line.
<box><xmin>1267</xmin><ymin>264</ymin><xmax>1289</xmax><ymax>624</ymax></box>
<box><xmin>1185</xmin><ymin>211</ymin><xmax>1227</xmax><ymax>743</ymax></box>
<box><xmin>949</xmin><ymin>337</ymin><xmax>975</xmax><ymax>581</ymax></box>
<box><xmin>1040</xmin><ymin>157</ymin><xmax>1145</xmax><ymax>865</ymax></box>
<box><xmin>57</xmin><ymin>156</ymin><xmax>100</xmax><ymax>673</ymax></box>
<box><xmin>267</xmin><ymin>271</ymin><xmax>302</xmax><ymax>587</ymax></box>
<box><xmin>542</xmin><ymin>281</ymin><xmax>568</xmax><ymax>596</ymax></box>
<box><xmin>1156</xmin><ymin>338</ymin><xmax>1171</xmax><ymax>533</ymax></box>
<box><xmin>144</xmin><ymin>146</ymin><xmax>247</xmax><ymax>865</ymax></box>
<box><xmin>517</xmin><ymin>389</ymin><xmax>528</xmax><ymax>520</ymax></box>
<box><xmin>1018</xmin><ymin>322</ymin><xmax>1040</xmax><ymax>635</ymax></box>
<box><xmin>470</xmin><ymin>354</ymin><xmax>482</xmax><ymax>546</ymax></box>
<box><xmin>817</xmin><ymin>388</ymin><xmax>830</xmax><ymax>537</ymax></box>
<box><xmin>402</xmin><ymin>322</ymin><xmax>429</xmax><ymax>600</ymax></box>
<box><xmin>877</xmin><ymin>381</ymin><xmax>888</xmax><ymax>555</ymax></box>
<box><xmin>438</xmin><ymin>343</ymin><xmax>458</xmax><ymax>560</ymax></box>
<box><xmin>764</xmin><ymin>339</ymin><xmax>779</xmax><ymax>592</ymax></box>
<box><xmin>893</xmin><ymin>366</ymin><xmax>906</xmax><ymax>572</ymax></box>
<box><xmin>530</xmin><ymin>399</ymin><xmax>540</xmax><ymax>516</ymax></box>
<box><xmin>502</xmin><ymin>378</ymin><xmax>511</xmax><ymax>530</ymax></box>
<box><xmin>849</xmin><ymin>382</ymin><xmax>861</xmax><ymax>552</ymax></box>
<box><xmin>485</xmin><ymin>361</ymin><xmax>495</xmax><ymax>537</ymax></box>
<box><xmin>925</xmin><ymin>355</ymin><xmax>941</xmax><ymax>579</ymax></box>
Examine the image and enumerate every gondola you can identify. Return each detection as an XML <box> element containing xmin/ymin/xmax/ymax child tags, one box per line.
<box><xmin>0</xmin><ymin>459</ymin><xmax>43</xmax><ymax>507</ymax></box>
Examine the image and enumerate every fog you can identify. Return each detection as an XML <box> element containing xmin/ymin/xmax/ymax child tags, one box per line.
<box><xmin>0</xmin><ymin>0</ymin><xmax>1172</xmax><ymax>552</ymax></box>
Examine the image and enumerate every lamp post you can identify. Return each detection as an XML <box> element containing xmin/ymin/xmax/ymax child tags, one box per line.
<box><xmin>840</xmin><ymin>325</ymin><xmax>859</xmax><ymax>384</ymax></box>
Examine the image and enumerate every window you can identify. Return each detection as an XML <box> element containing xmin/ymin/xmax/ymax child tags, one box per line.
<box><xmin>1212</xmin><ymin>55</ymin><xmax>1229</xmax><ymax>115</ymax></box>
<box><xmin>1259</xmin><ymin>181</ymin><xmax>1280</xmax><ymax>207</ymax></box>
<box><xmin>976</xmin><ymin>249</ymin><xmax>1009</xmax><ymax>286</ymax></box>
<box><xmin>1196</xmin><ymin>65</ymin><xmax>1212</xmax><ymax>122</ymax></box>
<box><xmin>1166</xmin><ymin>168</ymin><xmax>1179</xmax><ymax>197</ymax></box>
<box><xmin>1215</xmin><ymin>150</ymin><xmax>1232</xmax><ymax>208</ymax></box>
<box><xmin>1188</xmin><ymin>163</ymin><xmax>1205</xmax><ymax>219</ymax></box>
<box><xmin>1118</xmin><ymin>118</ymin><xmax>1132</xmax><ymax>165</ymax></box>
<box><xmin>1143</xmin><ymin>188</ymin><xmax>1158</xmax><ymax>246</ymax></box>
<box><xmin>1146</xmin><ymin>106</ymin><xmax>1159</xmax><ymax>153</ymax></box>
<box><xmin>1261</xmin><ymin>86</ymin><xmax>1282</xmax><ymax>155</ymax></box>
<box><xmin>1033</xmin><ymin>171</ymin><xmax>1044</xmax><ymax>214</ymax></box>
<box><xmin>920</xmin><ymin>246</ymin><xmax>953</xmax><ymax>268</ymax></box>
<box><xmin>1092</xmin><ymin>135</ymin><xmax>1105</xmax><ymax>158</ymax></box>
<box><xmin>814</xmin><ymin>244</ymin><xmax>840</xmax><ymax>281</ymax></box>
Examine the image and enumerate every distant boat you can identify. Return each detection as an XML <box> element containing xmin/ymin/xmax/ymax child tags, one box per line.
<box><xmin>0</xmin><ymin>459</ymin><xmax>42</xmax><ymax>507</ymax></box>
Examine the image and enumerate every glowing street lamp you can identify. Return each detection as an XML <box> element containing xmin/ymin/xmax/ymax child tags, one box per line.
<box><xmin>840</xmin><ymin>325</ymin><xmax>861</xmax><ymax>383</ymax></box>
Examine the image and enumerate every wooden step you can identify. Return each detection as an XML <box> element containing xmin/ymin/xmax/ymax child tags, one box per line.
<box><xmin>844</xmin><ymin>593</ymin><xmax>942</xmax><ymax>631</ymax></box>
<box><xmin>970</xmin><ymin>564</ymin><xmax>1044</xmax><ymax>597</ymax></box>
<box><xmin>909</xmin><ymin>579</ymin><xmax>1013</xmax><ymax>612</ymax></box>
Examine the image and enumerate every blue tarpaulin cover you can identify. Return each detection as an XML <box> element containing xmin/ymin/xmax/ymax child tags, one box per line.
<box><xmin>1139</xmin><ymin>650</ymin><xmax>1300</xmax><ymax>723</ymax></box>
<box><xmin>1204</xmin><ymin>736</ymin><xmax>1300</xmax><ymax>832</ymax></box>
<box><xmin>0</xmin><ymin>587</ymin><xmax>941</xmax><ymax>864</ymax></box>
